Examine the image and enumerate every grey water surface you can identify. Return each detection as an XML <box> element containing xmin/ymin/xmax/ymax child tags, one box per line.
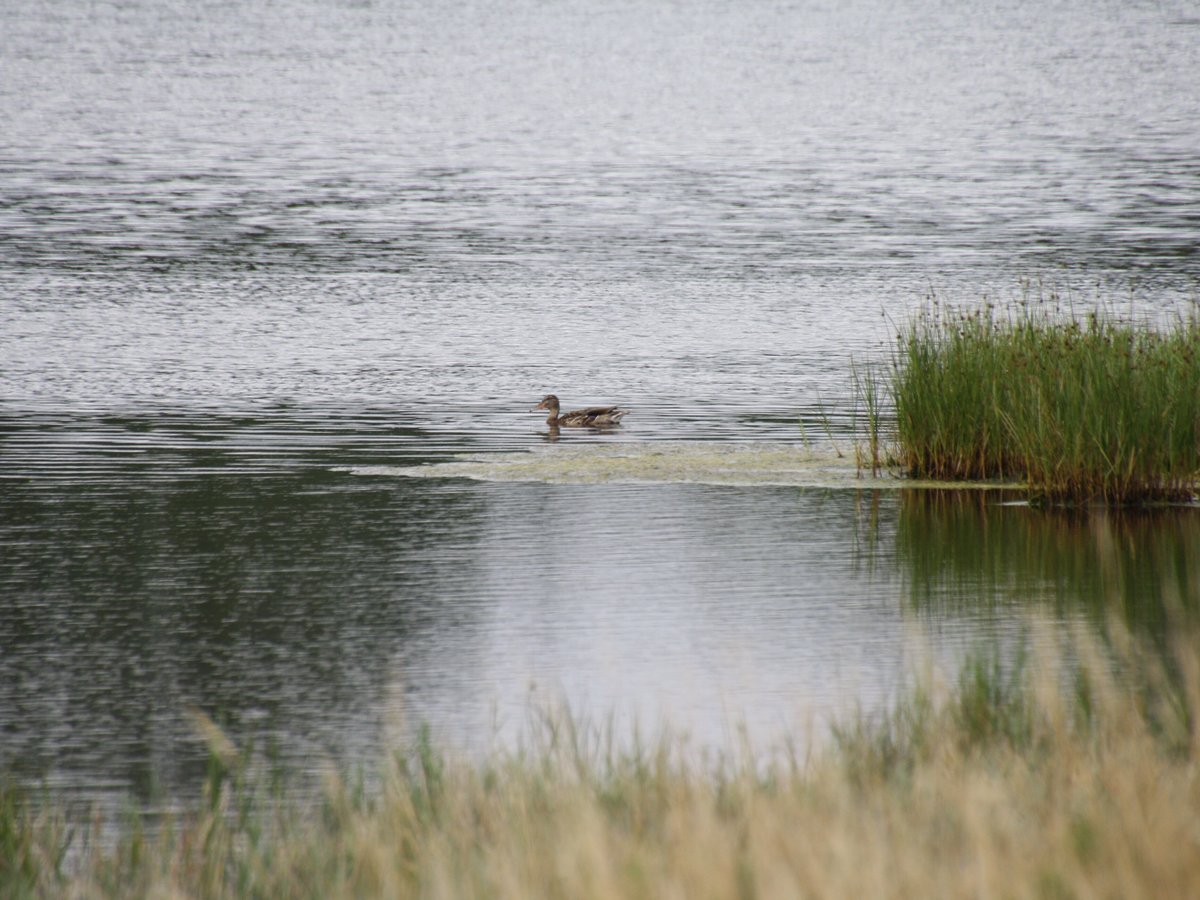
<box><xmin>2</xmin><ymin>0</ymin><xmax>1199</xmax><ymax>807</ymax></box>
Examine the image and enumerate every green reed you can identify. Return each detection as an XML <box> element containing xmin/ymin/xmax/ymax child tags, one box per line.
<box><xmin>889</xmin><ymin>301</ymin><xmax>1200</xmax><ymax>504</ymax></box>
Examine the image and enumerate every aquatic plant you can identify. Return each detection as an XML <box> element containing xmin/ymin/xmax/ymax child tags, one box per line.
<box><xmin>4</xmin><ymin>621</ymin><xmax>1200</xmax><ymax>898</ymax></box>
<box><xmin>884</xmin><ymin>298</ymin><xmax>1200</xmax><ymax>504</ymax></box>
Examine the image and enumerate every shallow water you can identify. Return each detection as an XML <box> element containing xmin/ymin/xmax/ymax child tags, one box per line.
<box><xmin>2</xmin><ymin>0</ymin><xmax>1199</xmax><ymax>808</ymax></box>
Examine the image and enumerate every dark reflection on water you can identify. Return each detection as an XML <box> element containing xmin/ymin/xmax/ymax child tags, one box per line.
<box><xmin>0</xmin><ymin>462</ymin><xmax>489</xmax><ymax>798</ymax></box>
<box><xmin>896</xmin><ymin>491</ymin><xmax>1200</xmax><ymax>637</ymax></box>
<box><xmin>1</xmin><ymin>419</ymin><xmax>909</xmax><ymax>804</ymax></box>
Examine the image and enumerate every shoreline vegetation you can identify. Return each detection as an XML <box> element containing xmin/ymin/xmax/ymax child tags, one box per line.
<box><xmin>4</xmin><ymin>618</ymin><xmax>1199</xmax><ymax>898</ymax></box>
<box><xmin>863</xmin><ymin>295</ymin><xmax>1200</xmax><ymax>505</ymax></box>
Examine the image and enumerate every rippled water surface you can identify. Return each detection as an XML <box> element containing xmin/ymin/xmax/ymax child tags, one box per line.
<box><xmin>2</xmin><ymin>0</ymin><xmax>1199</xmax><ymax>807</ymax></box>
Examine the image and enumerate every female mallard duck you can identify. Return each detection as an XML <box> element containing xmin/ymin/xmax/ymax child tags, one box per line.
<box><xmin>532</xmin><ymin>394</ymin><xmax>629</xmax><ymax>427</ymax></box>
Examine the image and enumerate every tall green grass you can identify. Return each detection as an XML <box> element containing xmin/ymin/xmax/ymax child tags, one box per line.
<box><xmin>888</xmin><ymin>300</ymin><xmax>1200</xmax><ymax>504</ymax></box>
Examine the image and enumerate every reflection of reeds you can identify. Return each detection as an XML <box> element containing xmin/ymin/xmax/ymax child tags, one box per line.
<box><xmin>6</xmin><ymin>623</ymin><xmax>1200</xmax><ymax>898</ymax></box>
<box><xmin>885</xmin><ymin>298</ymin><xmax>1200</xmax><ymax>504</ymax></box>
<box><xmin>896</xmin><ymin>490</ymin><xmax>1200</xmax><ymax>630</ymax></box>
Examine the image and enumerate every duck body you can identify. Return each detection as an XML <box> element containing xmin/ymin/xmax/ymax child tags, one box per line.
<box><xmin>533</xmin><ymin>394</ymin><xmax>629</xmax><ymax>427</ymax></box>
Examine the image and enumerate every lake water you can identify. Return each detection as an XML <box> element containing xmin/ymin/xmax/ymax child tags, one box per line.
<box><xmin>2</xmin><ymin>0</ymin><xmax>1199</xmax><ymax>807</ymax></box>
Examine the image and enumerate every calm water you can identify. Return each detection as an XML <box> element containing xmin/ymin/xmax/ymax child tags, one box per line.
<box><xmin>2</xmin><ymin>0</ymin><xmax>1199</xmax><ymax>807</ymax></box>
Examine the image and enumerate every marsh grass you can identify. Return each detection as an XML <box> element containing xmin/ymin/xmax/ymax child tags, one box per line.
<box><xmin>5</xmin><ymin>622</ymin><xmax>1200</xmax><ymax>899</ymax></box>
<box><xmin>886</xmin><ymin>298</ymin><xmax>1200</xmax><ymax>504</ymax></box>
<box><xmin>852</xmin><ymin>359</ymin><xmax>886</xmax><ymax>475</ymax></box>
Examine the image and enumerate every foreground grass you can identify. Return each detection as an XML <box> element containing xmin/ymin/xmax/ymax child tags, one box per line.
<box><xmin>884</xmin><ymin>298</ymin><xmax>1200</xmax><ymax>504</ymax></box>
<box><xmin>5</xmin><ymin>623</ymin><xmax>1200</xmax><ymax>899</ymax></box>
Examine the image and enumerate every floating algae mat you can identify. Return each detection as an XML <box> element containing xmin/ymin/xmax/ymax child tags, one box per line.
<box><xmin>357</xmin><ymin>442</ymin><xmax>1015</xmax><ymax>490</ymax></box>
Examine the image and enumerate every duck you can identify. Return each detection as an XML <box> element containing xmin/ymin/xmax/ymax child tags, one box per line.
<box><xmin>532</xmin><ymin>394</ymin><xmax>629</xmax><ymax>427</ymax></box>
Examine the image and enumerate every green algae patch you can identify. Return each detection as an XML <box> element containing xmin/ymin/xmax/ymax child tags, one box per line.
<box><xmin>355</xmin><ymin>442</ymin><xmax>1019</xmax><ymax>491</ymax></box>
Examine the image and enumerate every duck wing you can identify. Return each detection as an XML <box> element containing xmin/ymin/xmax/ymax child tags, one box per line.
<box><xmin>561</xmin><ymin>405</ymin><xmax>629</xmax><ymax>425</ymax></box>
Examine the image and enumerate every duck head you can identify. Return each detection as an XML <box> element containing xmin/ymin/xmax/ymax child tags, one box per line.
<box><xmin>531</xmin><ymin>394</ymin><xmax>560</xmax><ymax>413</ymax></box>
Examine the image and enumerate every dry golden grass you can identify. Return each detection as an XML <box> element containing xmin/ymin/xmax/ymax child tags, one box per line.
<box><xmin>6</xmin><ymin>622</ymin><xmax>1200</xmax><ymax>899</ymax></box>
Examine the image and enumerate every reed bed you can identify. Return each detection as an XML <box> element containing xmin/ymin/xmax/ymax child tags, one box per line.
<box><xmin>886</xmin><ymin>300</ymin><xmax>1200</xmax><ymax>504</ymax></box>
<box><xmin>4</xmin><ymin>622</ymin><xmax>1200</xmax><ymax>899</ymax></box>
